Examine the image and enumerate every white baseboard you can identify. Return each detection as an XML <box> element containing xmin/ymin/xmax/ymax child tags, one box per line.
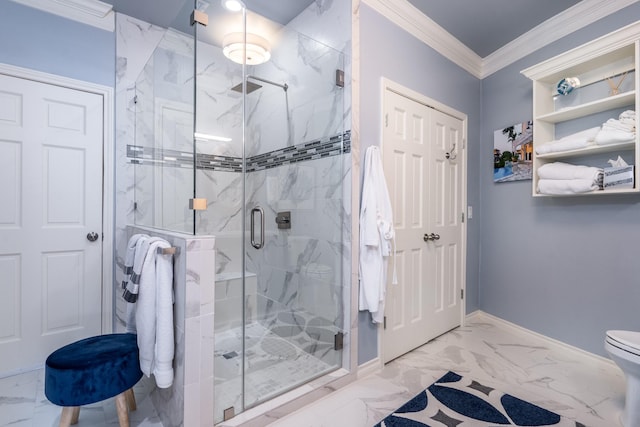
<box><xmin>471</xmin><ymin>311</ymin><xmax>615</xmax><ymax>366</ymax></box>
<box><xmin>465</xmin><ymin>309</ymin><xmax>483</xmax><ymax>324</ymax></box>
<box><xmin>357</xmin><ymin>357</ymin><xmax>382</xmax><ymax>379</ymax></box>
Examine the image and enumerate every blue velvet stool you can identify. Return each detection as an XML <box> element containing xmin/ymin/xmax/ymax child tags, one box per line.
<box><xmin>45</xmin><ymin>333</ymin><xmax>143</xmax><ymax>427</ymax></box>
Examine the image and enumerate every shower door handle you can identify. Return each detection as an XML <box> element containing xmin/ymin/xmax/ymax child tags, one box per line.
<box><xmin>251</xmin><ymin>207</ymin><xmax>264</xmax><ymax>249</ymax></box>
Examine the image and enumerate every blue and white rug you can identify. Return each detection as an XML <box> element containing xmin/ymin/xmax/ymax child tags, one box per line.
<box><xmin>375</xmin><ymin>371</ymin><xmax>586</xmax><ymax>426</ymax></box>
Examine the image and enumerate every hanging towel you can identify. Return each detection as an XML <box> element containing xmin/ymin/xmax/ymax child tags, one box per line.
<box><xmin>122</xmin><ymin>234</ymin><xmax>149</xmax><ymax>289</ymax></box>
<box><xmin>135</xmin><ymin>238</ymin><xmax>175</xmax><ymax>388</ymax></box>
<box><xmin>124</xmin><ymin>236</ymin><xmax>161</xmax><ymax>303</ymax></box>
<box><xmin>359</xmin><ymin>146</ymin><xmax>396</xmax><ymax>324</ymax></box>
<box><xmin>125</xmin><ymin>236</ymin><xmax>163</xmax><ymax>332</ymax></box>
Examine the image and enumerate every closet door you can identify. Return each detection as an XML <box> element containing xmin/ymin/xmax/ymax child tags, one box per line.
<box><xmin>0</xmin><ymin>74</ymin><xmax>103</xmax><ymax>374</ymax></box>
<box><xmin>382</xmin><ymin>87</ymin><xmax>464</xmax><ymax>363</ymax></box>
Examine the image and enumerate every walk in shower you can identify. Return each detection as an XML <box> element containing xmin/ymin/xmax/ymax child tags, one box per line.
<box><xmin>124</xmin><ymin>0</ymin><xmax>351</xmax><ymax>423</ymax></box>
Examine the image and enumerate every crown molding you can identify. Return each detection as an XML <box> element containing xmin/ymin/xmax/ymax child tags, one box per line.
<box><xmin>363</xmin><ymin>0</ymin><xmax>640</xmax><ymax>80</ymax></box>
<box><xmin>10</xmin><ymin>0</ymin><xmax>114</xmax><ymax>32</ymax></box>
<box><xmin>521</xmin><ymin>20</ymin><xmax>640</xmax><ymax>80</ymax></box>
<box><xmin>362</xmin><ymin>0</ymin><xmax>483</xmax><ymax>78</ymax></box>
<box><xmin>482</xmin><ymin>0</ymin><xmax>640</xmax><ymax>78</ymax></box>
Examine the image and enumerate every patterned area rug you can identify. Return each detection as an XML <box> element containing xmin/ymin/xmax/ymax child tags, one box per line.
<box><xmin>375</xmin><ymin>371</ymin><xmax>586</xmax><ymax>426</ymax></box>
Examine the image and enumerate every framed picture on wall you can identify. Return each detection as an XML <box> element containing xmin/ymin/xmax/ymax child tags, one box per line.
<box><xmin>493</xmin><ymin>120</ymin><xmax>533</xmax><ymax>182</ymax></box>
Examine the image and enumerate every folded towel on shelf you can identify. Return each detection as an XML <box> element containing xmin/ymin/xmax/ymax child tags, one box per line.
<box><xmin>537</xmin><ymin>178</ymin><xmax>600</xmax><ymax>195</ymax></box>
<box><xmin>535</xmin><ymin>126</ymin><xmax>600</xmax><ymax>154</ymax></box>
<box><xmin>537</xmin><ymin>162</ymin><xmax>603</xmax><ymax>181</ymax></box>
<box><xmin>594</xmin><ymin>128</ymin><xmax>636</xmax><ymax>146</ymax></box>
<box><xmin>619</xmin><ymin>110</ymin><xmax>636</xmax><ymax>122</ymax></box>
<box><xmin>601</xmin><ymin>118</ymin><xmax>635</xmax><ymax>133</ymax></box>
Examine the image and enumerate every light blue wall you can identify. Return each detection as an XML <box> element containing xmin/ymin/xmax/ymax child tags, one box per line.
<box><xmin>358</xmin><ymin>4</ymin><xmax>482</xmax><ymax>365</ymax></box>
<box><xmin>480</xmin><ymin>4</ymin><xmax>640</xmax><ymax>357</ymax></box>
<box><xmin>0</xmin><ymin>1</ymin><xmax>114</xmax><ymax>87</ymax></box>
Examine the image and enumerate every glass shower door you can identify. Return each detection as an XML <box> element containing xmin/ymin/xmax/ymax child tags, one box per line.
<box><xmin>193</xmin><ymin>1</ymin><xmax>348</xmax><ymax>422</ymax></box>
<box><xmin>241</xmin><ymin>19</ymin><xmax>347</xmax><ymax>409</ymax></box>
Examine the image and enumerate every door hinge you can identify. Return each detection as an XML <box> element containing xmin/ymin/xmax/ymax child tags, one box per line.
<box><xmin>191</xmin><ymin>9</ymin><xmax>208</xmax><ymax>26</ymax></box>
<box><xmin>334</xmin><ymin>332</ymin><xmax>344</xmax><ymax>351</ymax></box>
<box><xmin>385</xmin><ymin>113</ymin><xmax>388</xmax><ymax>128</ymax></box>
<box><xmin>461</xmin><ymin>212</ymin><xmax>465</xmax><ymax>223</ymax></box>
<box><xmin>335</xmin><ymin>69</ymin><xmax>345</xmax><ymax>87</ymax></box>
<box><xmin>461</xmin><ymin>289</ymin><xmax>464</xmax><ymax>299</ymax></box>
<box><xmin>383</xmin><ymin>316</ymin><xmax>387</xmax><ymax>330</ymax></box>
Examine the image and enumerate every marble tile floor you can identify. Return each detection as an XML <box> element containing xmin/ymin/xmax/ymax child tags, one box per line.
<box><xmin>0</xmin><ymin>312</ymin><xmax>627</xmax><ymax>426</ymax></box>
<box><xmin>266</xmin><ymin>312</ymin><xmax>626</xmax><ymax>427</ymax></box>
<box><xmin>0</xmin><ymin>368</ymin><xmax>162</xmax><ymax>427</ymax></box>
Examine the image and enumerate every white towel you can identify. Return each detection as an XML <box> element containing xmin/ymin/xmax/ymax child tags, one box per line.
<box><xmin>536</xmin><ymin>127</ymin><xmax>600</xmax><ymax>154</ymax></box>
<box><xmin>601</xmin><ymin>118</ymin><xmax>635</xmax><ymax>133</ymax></box>
<box><xmin>537</xmin><ymin>162</ymin><xmax>602</xmax><ymax>181</ymax></box>
<box><xmin>619</xmin><ymin>110</ymin><xmax>636</xmax><ymax>121</ymax></box>
<box><xmin>123</xmin><ymin>234</ymin><xmax>148</xmax><ymax>276</ymax></box>
<box><xmin>594</xmin><ymin>128</ymin><xmax>635</xmax><ymax>146</ymax></box>
<box><xmin>124</xmin><ymin>236</ymin><xmax>162</xmax><ymax>304</ymax></box>
<box><xmin>125</xmin><ymin>236</ymin><xmax>154</xmax><ymax>332</ymax></box>
<box><xmin>537</xmin><ymin>178</ymin><xmax>599</xmax><ymax>195</ymax></box>
<box><xmin>122</xmin><ymin>234</ymin><xmax>148</xmax><ymax>293</ymax></box>
<box><xmin>135</xmin><ymin>239</ymin><xmax>174</xmax><ymax>388</ymax></box>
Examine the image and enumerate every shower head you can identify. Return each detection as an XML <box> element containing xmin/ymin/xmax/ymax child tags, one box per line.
<box><xmin>231</xmin><ymin>81</ymin><xmax>262</xmax><ymax>94</ymax></box>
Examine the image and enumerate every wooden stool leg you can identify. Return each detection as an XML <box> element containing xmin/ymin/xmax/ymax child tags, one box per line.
<box><xmin>59</xmin><ymin>406</ymin><xmax>80</xmax><ymax>427</ymax></box>
<box><xmin>115</xmin><ymin>392</ymin><xmax>130</xmax><ymax>427</ymax></box>
<box><xmin>124</xmin><ymin>388</ymin><xmax>137</xmax><ymax>411</ymax></box>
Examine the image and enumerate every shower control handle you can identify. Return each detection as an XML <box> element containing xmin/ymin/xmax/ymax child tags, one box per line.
<box><xmin>251</xmin><ymin>207</ymin><xmax>264</xmax><ymax>249</ymax></box>
<box><xmin>275</xmin><ymin>211</ymin><xmax>291</xmax><ymax>229</ymax></box>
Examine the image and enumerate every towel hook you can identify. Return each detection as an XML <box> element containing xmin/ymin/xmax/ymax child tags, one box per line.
<box><xmin>445</xmin><ymin>142</ymin><xmax>457</xmax><ymax>160</ymax></box>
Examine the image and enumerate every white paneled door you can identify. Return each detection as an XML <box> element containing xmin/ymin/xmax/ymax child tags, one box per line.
<box><xmin>382</xmin><ymin>87</ymin><xmax>465</xmax><ymax>363</ymax></box>
<box><xmin>0</xmin><ymin>74</ymin><xmax>103</xmax><ymax>374</ymax></box>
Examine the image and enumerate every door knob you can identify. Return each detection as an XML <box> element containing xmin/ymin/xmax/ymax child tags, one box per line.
<box><xmin>423</xmin><ymin>233</ymin><xmax>440</xmax><ymax>242</ymax></box>
<box><xmin>87</xmin><ymin>232</ymin><xmax>99</xmax><ymax>242</ymax></box>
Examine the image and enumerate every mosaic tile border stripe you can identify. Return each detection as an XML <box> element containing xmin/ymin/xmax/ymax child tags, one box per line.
<box><xmin>127</xmin><ymin>131</ymin><xmax>350</xmax><ymax>173</ymax></box>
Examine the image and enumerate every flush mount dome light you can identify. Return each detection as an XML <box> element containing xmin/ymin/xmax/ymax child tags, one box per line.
<box><xmin>222</xmin><ymin>0</ymin><xmax>244</xmax><ymax>12</ymax></box>
<box><xmin>223</xmin><ymin>33</ymin><xmax>271</xmax><ymax>65</ymax></box>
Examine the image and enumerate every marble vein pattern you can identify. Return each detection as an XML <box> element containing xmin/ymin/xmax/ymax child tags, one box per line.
<box><xmin>0</xmin><ymin>368</ymin><xmax>162</xmax><ymax>427</ymax></box>
<box><xmin>2</xmin><ymin>313</ymin><xmax>625</xmax><ymax>427</ymax></box>
<box><xmin>265</xmin><ymin>313</ymin><xmax>625</xmax><ymax>427</ymax></box>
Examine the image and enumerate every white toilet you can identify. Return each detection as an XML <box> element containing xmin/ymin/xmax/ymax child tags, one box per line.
<box><xmin>605</xmin><ymin>330</ymin><xmax>640</xmax><ymax>427</ymax></box>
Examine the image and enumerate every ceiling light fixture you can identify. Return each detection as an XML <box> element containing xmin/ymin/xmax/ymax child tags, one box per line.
<box><xmin>222</xmin><ymin>0</ymin><xmax>244</xmax><ymax>12</ymax></box>
<box><xmin>222</xmin><ymin>32</ymin><xmax>271</xmax><ymax>65</ymax></box>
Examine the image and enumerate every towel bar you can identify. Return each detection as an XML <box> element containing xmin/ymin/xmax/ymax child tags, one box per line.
<box><xmin>157</xmin><ymin>246</ymin><xmax>179</xmax><ymax>255</ymax></box>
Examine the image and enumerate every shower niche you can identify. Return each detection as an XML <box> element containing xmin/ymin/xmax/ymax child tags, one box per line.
<box><xmin>125</xmin><ymin>0</ymin><xmax>352</xmax><ymax>424</ymax></box>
